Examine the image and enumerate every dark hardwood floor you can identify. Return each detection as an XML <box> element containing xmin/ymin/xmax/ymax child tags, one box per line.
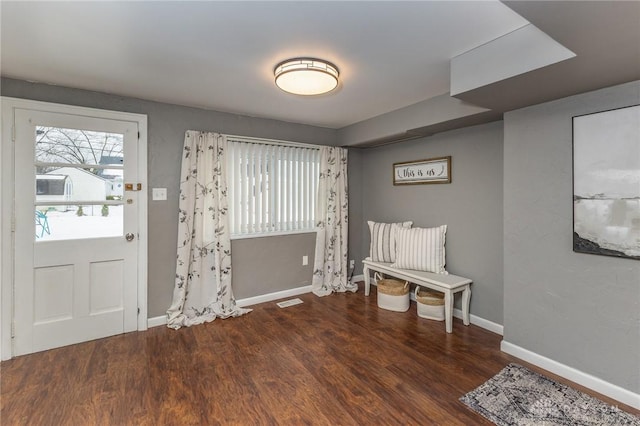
<box><xmin>1</xmin><ymin>282</ymin><xmax>638</xmax><ymax>425</ymax></box>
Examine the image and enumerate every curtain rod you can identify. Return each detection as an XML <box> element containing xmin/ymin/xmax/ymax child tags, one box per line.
<box><xmin>226</xmin><ymin>134</ymin><xmax>326</xmax><ymax>150</ymax></box>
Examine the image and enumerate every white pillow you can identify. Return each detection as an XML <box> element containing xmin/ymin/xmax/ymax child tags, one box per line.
<box><xmin>368</xmin><ymin>221</ymin><xmax>413</xmax><ymax>263</ymax></box>
<box><xmin>392</xmin><ymin>225</ymin><xmax>448</xmax><ymax>274</ymax></box>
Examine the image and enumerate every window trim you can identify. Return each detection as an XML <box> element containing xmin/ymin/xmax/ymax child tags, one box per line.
<box><xmin>226</xmin><ymin>134</ymin><xmax>324</xmax><ymax>150</ymax></box>
<box><xmin>230</xmin><ymin>229</ymin><xmax>316</xmax><ymax>241</ymax></box>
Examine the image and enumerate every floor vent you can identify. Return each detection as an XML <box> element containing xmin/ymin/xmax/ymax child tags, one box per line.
<box><xmin>276</xmin><ymin>298</ymin><xmax>304</xmax><ymax>308</ymax></box>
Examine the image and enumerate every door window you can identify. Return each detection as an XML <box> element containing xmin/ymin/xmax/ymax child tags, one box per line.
<box><xmin>34</xmin><ymin>126</ymin><xmax>124</xmax><ymax>241</ymax></box>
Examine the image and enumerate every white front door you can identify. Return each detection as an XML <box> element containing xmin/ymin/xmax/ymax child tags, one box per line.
<box><xmin>11</xmin><ymin>104</ymin><xmax>146</xmax><ymax>356</ymax></box>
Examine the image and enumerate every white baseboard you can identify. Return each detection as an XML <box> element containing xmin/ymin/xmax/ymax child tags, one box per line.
<box><xmin>236</xmin><ymin>285</ymin><xmax>312</xmax><ymax>308</ymax></box>
<box><xmin>351</xmin><ymin>274</ymin><xmax>364</xmax><ymax>284</ymax></box>
<box><xmin>149</xmin><ymin>278</ymin><xmax>504</xmax><ymax>336</ymax></box>
<box><xmin>501</xmin><ymin>340</ymin><xmax>640</xmax><ymax>410</ymax></box>
<box><xmin>147</xmin><ymin>283</ymin><xmax>345</xmax><ymax>327</ymax></box>
<box><xmin>454</xmin><ymin>308</ymin><xmax>504</xmax><ymax>335</ymax></box>
<box><xmin>147</xmin><ymin>315</ymin><xmax>167</xmax><ymax>328</ymax></box>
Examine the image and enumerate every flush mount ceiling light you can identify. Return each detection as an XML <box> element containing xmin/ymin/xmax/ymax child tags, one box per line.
<box><xmin>274</xmin><ymin>58</ymin><xmax>339</xmax><ymax>96</ymax></box>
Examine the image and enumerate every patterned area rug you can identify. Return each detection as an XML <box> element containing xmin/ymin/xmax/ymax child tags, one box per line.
<box><xmin>460</xmin><ymin>363</ymin><xmax>640</xmax><ymax>426</ymax></box>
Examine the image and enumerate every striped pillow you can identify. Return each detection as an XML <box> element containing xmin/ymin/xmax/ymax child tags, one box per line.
<box><xmin>392</xmin><ymin>225</ymin><xmax>448</xmax><ymax>274</ymax></box>
<box><xmin>368</xmin><ymin>221</ymin><xmax>413</xmax><ymax>263</ymax></box>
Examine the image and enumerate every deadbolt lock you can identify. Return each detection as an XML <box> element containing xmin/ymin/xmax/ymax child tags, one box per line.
<box><xmin>124</xmin><ymin>183</ymin><xmax>142</xmax><ymax>191</ymax></box>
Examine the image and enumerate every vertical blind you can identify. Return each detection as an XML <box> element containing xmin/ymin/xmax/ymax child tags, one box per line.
<box><xmin>227</xmin><ymin>139</ymin><xmax>320</xmax><ymax>236</ymax></box>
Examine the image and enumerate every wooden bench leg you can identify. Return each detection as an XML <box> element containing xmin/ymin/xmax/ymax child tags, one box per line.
<box><xmin>462</xmin><ymin>285</ymin><xmax>471</xmax><ymax>326</ymax></box>
<box><xmin>363</xmin><ymin>265</ymin><xmax>371</xmax><ymax>296</ymax></box>
<box><xmin>444</xmin><ymin>290</ymin><xmax>453</xmax><ymax>333</ymax></box>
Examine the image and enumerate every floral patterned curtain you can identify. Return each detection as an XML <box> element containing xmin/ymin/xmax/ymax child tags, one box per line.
<box><xmin>312</xmin><ymin>146</ymin><xmax>357</xmax><ymax>296</ymax></box>
<box><xmin>167</xmin><ymin>131</ymin><xmax>250</xmax><ymax>329</ymax></box>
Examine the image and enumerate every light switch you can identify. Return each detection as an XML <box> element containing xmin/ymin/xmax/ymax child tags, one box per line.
<box><xmin>152</xmin><ymin>188</ymin><xmax>167</xmax><ymax>201</ymax></box>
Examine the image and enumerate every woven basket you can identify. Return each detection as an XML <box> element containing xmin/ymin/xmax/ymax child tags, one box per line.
<box><xmin>415</xmin><ymin>287</ymin><xmax>445</xmax><ymax>321</ymax></box>
<box><xmin>374</xmin><ymin>272</ymin><xmax>410</xmax><ymax>312</ymax></box>
<box><xmin>416</xmin><ymin>289</ymin><xmax>444</xmax><ymax>306</ymax></box>
<box><xmin>375</xmin><ymin>273</ymin><xmax>409</xmax><ymax>295</ymax></box>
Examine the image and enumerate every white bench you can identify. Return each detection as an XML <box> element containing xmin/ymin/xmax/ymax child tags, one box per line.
<box><xmin>362</xmin><ymin>259</ymin><xmax>472</xmax><ymax>333</ymax></box>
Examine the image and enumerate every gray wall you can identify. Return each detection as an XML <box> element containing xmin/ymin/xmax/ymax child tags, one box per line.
<box><xmin>347</xmin><ymin>147</ymin><xmax>364</xmax><ymax>274</ymax></box>
<box><xmin>1</xmin><ymin>77</ymin><xmax>338</xmax><ymax>317</ymax></box>
<box><xmin>358</xmin><ymin>121</ymin><xmax>504</xmax><ymax>324</ymax></box>
<box><xmin>503</xmin><ymin>80</ymin><xmax>640</xmax><ymax>393</ymax></box>
<box><xmin>232</xmin><ymin>233</ymin><xmax>316</xmax><ymax>299</ymax></box>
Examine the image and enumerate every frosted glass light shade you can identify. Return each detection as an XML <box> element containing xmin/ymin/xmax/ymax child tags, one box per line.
<box><xmin>274</xmin><ymin>58</ymin><xmax>339</xmax><ymax>96</ymax></box>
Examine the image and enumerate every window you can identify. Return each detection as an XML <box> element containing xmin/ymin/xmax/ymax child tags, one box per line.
<box><xmin>36</xmin><ymin>177</ymin><xmax>66</xmax><ymax>195</ymax></box>
<box><xmin>227</xmin><ymin>137</ymin><xmax>320</xmax><ymax>237</ymax></box>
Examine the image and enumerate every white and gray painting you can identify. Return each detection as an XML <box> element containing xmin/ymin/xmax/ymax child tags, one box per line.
<box><xmin>573</xmin><ymin>105</ymin><xmax>639</xmax><ymax>259</ymax></box>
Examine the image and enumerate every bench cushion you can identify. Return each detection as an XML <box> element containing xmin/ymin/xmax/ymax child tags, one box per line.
<box><xmin>364</xmin><ymin>259</ymin><xmax>471</xmax><ymax>290</ymax></box>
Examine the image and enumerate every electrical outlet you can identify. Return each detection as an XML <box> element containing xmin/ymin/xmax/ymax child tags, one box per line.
<box><xmin>302</xmin><ymin>255</ymin><xmax>308</xmax><ymax>266</ymax></box>
<box><xmin>349</xmin><ymin>259</ymin><xmax>355</xmax><ymax>269</ymax></box>
<box><xmin>152</xmin><ymin>188</ymin><xmax>167</xmax><ymax>201</ymax></box>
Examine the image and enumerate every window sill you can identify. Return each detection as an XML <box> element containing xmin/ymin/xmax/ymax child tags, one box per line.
<box><xmin>230</xmin><ymin>229</ymin><xmax>316</xmax><ymax>240</ymax></box>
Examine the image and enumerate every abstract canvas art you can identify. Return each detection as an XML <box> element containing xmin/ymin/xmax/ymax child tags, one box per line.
<box><xmin>573</xmin><ymin>104</ymin><xmax>640</xmax><ymax>260</ymax></box>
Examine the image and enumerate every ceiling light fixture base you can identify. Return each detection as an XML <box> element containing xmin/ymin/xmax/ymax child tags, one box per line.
<box><xmin>274</xmin><ymin>58</ymin><xmax>339</xmax><ymax>96</ymax></box>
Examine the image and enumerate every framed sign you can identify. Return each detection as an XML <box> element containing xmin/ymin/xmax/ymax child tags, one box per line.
<box><xmin>573</xmin><ymin>104</ymin><xmax>639</xmax><ymax>260</ymax></box>
<box><xmin>393</xmin><ymin>156</ymin><xmax>451</xmax><ymax>185</ymax></box>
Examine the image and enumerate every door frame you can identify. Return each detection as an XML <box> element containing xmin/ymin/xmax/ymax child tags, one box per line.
<box><xmin>1</xmin><ymin>97</ymin><xmax>148</xmax><ymax>360</ymax></box>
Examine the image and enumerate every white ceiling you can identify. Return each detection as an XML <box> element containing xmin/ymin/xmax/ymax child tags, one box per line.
<box><xmin>1</xmin><ymin>1</ymin><xmax>529</xmax><ymax>129</ymax></box>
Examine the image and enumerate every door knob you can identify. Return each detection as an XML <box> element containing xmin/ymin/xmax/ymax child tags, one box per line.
<box><xmin>125</xmin><ymin>233</ymin><xmax>135</xmax><ymax>241</ymax></box>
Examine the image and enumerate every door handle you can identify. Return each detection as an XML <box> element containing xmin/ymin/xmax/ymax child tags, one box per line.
<box><xmin>125</xmin><ymin>233</ymin><xmax>135</xmax><ymax>242</ymax></box>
